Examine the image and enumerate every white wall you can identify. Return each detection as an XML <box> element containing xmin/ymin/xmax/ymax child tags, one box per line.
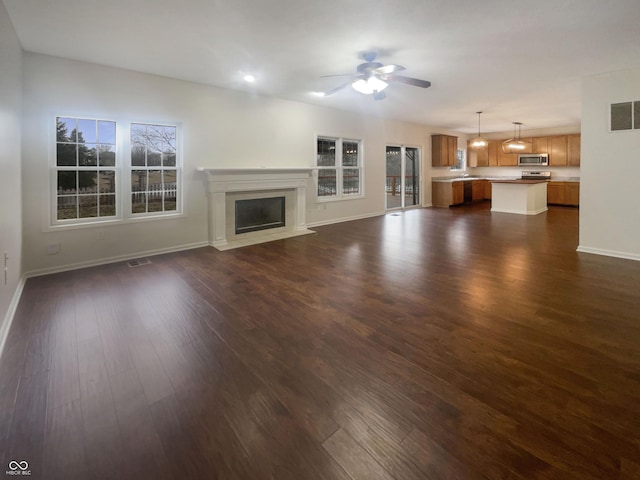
<box><xmin>22</xmin><ymin>53</ymin><xmax>459</xmax><ymax>274</ymax></box>
<box><xmin>579</xmin><ymin>67</ymin><xmax>640</xmax><ymax>260</ymax></box>
<box><xmin>0</xmin><ymin>2</ymin><xmax>24</xmax><ymax>349</ymax></box>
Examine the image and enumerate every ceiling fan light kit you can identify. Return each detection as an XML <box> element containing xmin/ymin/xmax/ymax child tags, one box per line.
<box><xmin>469</xmin><ymin>111</ymin><xmax>488</xmax><ymax>149</ymax></box>
<box><xmin>352</xmin><ymin>76</ymin><xmax>388</xmax><ymax>95</ymax></box>
<box><xmin>322</xmin><ymin>52</ymin><xmax>431</xmax><ymax>100</ymax></box>
<box><xmin>502</xmin><ymin>122</ymin><xmax>531</xmax><ymax>153</ymax></box>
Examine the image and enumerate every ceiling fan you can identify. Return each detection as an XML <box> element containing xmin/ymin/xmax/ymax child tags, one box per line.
<box><xmin>322</xmin><ymin>52</ymin><xmax>431</xmax><ymax>100</ymax></box>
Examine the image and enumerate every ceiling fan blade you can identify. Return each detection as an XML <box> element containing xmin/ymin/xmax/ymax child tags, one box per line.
<box><xmin>376</xmin><ymin>64</ymin><xmax>405</xmax><ymax>75</ymax></box>
<box><xmin>323</xmin><ymin>81</ymin><xmax>353</xmax><ymax>96</ymax></box>
<box><xmin>320</xmin><ymin>73</ymin><xmax>355</xmax><ymax>78</ymax></box>
<box><xmin>387</xmin><ymin>75</ymin><xmax>432</xmax><ymax>88</ymax></box>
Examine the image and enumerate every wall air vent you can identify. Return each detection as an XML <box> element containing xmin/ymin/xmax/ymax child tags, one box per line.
<box><xmin>610</xmin><ymin>101</ymin><xmax>640</xmax><ymax>131</ymax></box>
<box><xmin>127</xmin><ymin>258</ymin><xmax>151</xmax><ymax>268</ymax></box>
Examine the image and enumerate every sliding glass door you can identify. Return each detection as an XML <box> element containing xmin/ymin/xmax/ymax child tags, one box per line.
<box><xmin>386</xmin><ymin>146</ymin><xmax>420</xmax><ymax>210</ymax></box>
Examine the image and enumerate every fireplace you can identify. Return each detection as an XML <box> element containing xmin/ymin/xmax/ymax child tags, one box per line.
<box><xmin>235</xmin><ymin>196</ymin><xmax>285</xmax><ymax>234</ymax></box>
<box><xmin>199</xmin><ymin>167</ymin><xmax>315</xmax><ymax>250</ymax></box>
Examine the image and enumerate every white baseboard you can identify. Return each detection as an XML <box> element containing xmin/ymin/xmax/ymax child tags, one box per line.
<box><xmin>307</xmin><ymin>211</ymin><xmax>385</xmax><ymax>228</ymax></box>
<box><xmin>24</xmin><ymin>241</ymin><xmax>210</xmax><ymax>279</ymax></box>
<box><xmin>0</xmin><ymin>275</ymin><xmax>26</xmax><ymax>361</ymax></box>
<box><xmin>576</xmin><ymin>245</ymin><xmax>640</xmax><ymax>262</ymax></box>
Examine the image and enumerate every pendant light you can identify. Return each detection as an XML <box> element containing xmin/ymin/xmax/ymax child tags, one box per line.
<box><xmin>502</xmin><ymin>122</ymin><xmax>531</xmax><ymax>153</ymax></box>
<box><xmin>469</xmin><ymin>111</ymin><xmax>488</xmax><ymax>149</ymax></box>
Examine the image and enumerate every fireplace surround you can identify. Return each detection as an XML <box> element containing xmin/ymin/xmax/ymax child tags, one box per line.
<box><xmin>198</xmin><ymin>167</ymin><xmax>315</xmax><ymax>250</ymax></box>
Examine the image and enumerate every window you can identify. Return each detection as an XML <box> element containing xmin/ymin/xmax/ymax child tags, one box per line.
<box><xmin>55</xmin><ymin>117</ymin><xmax>117</xmax><ymax>222</ymax></box>
<box><xmin>450</xmin><ymin>148</ymin><xmax>466</xmax><ymax>171</ymax></box>
<box><xmin>610</xmin><ymin>101</ymin><xmax>640</xmax><ymax>131</ymax></box>
<box><xmin>316</xmin><ymin>136</ymin><xmax>362</xmax><ymax>199</ymax></box>
<box><xmin>130</xmin><ymin>123</ymin><xmax>178</xmax><ymax>215</ymax></box>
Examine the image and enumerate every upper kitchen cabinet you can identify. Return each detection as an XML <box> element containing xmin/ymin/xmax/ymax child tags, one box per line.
<box><xmin>432</xmin><ymin>134</ymin><xmax>458</xmax><ymax>167</ymax></box>
<box><xmin>467</xmin><ymin>140</ymin><xmax>488</xmax><ymax>167</ymax></box>
<box><xmin>567</xmin><ymin>133</ymin><xmax>581</xmax><ymax>166</ymax></box>
<box><xmin>549</xmin><ymin>135</ymin><xmax>568</xmax><ymax>166</ymax></box>
<box><xmin>532</xmin><ymin>136</ymin><xmax>548</xmax><ymax>154</ymax></box>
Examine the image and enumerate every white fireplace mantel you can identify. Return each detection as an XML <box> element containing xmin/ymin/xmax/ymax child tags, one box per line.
<box><xmin>198</xmin><ymin>167</ymin><xmax>316</xmax><ymax>249</ymax></box>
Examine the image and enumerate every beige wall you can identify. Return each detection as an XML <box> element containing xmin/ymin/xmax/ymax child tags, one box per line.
<box><xmin>579</xmin><ymin>67</ymin><xmax>640</xmax><ymax>260</ymax></box>
<box><xmin>0</xmin><ymin>1</ymin><xmax>24</xmax><ymax>349</ymax></box>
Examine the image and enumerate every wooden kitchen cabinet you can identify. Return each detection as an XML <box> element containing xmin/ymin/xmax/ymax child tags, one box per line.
<box><xmin>497</xmin><ymin>144</ymin><xmax>518</xmax><ymax>166</ymax></box>
<box><xmin>532</xmin><ymin>136</ymin><xmax>548</xmax><ymax>154</ymax></box>
<box><xmin>547</xmin><ymin>181</ymin><xmax>580</xmax><ymax>206</ymax></box>
<box><xmin>565</xmin><ymin>182</ymin><xmax>580</xmax><ymax>205</ymax></box>
<box><xmin>484</xmin><ymin>180</ymin><xmax>492</xmax><ymax>199</ymax></box>
<box><xmin>471</xmin><ymin>180</ymin><xmax>485</xmax><ymax>201</ymax></box>
<box><xmin>548</xmin><ymin>135</ymin><xmax>568</xmax><ymax>166</ymax></box>
<box><xmin>432</xmin><ymin>134</ymin><xmax>458</xmax><ymax>167</ymax></box>
<box><xmin>567</xmin><ymin>134</ymin><xmax>581</xmax><ymax>166</ymax></box>
<box><xmin>467</xmin><ymin>140</ymin><xmax>488</xmax><ymax>167</ymax></box>
<box><xmin>487</xmin><ymin>140</ymin><xmax>500</xmax><ymax>166</ymax></box>
<box><xmin>547</xmin><ymin>182</ymin><xmax>566</xmax><ymax>204</ymax></box>
<box><xmin>452</xmin><ymin>181</ymin><xmax>464</xmax><ymax>204</ymax></box>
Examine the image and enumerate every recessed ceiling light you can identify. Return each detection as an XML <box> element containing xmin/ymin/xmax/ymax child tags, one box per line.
<box><xmin>243</xmin><ymin>74</ymin><xmax>256</xmax><ymax>83</ymax></box>
<box><xmin>311</xmin><ymin>91</ymin><xmax>325</xmax><ymax>97</ymax></box>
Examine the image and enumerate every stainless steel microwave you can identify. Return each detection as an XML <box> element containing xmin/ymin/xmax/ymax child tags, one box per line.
<box><xmin>518</xmin><ymin>153</ymin><xmax>549</xmax><ymax>166</ymax></box>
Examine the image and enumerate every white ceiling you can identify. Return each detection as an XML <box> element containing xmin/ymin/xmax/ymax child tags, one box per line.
<box><xmin>4</xmin><ymin>0</ymin><xmax>640</xmax><ymax>134</ymax></box>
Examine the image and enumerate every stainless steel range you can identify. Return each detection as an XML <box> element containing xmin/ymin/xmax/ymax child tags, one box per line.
<box><xmin>521</xmin><ymin>170</ymin><xmax>551</xmax><ymax>180</ymax></box>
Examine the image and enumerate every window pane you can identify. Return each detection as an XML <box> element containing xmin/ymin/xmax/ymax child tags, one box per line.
<box><xmin>163</xmin><ymin>152</ymin><xmax>176</xmax><ymax>167</ymax></box>
<box><xmin>131</xmin><ymin>146</ymin><xmax>146</xmax><ymax>166</ymax></box>
<box><xmin>132</xmin><ymin>170</ymin><xmax>147</xmax><ymax>191</ymax></box>
<box><xmin>318</xmin><ymin>168</ymin><xmax>337</xmax><ymax>197</ymax></box>
<box><xmin>58</xmin><ymin>171</ymin><xmax>77</xmax><ymax>194</ymax></box>
<box><xmin>148</xmin><ymin>195</ymin><xmax>164</xmax><ymax>212</ymax></box>
<box><xmin>148</xmin><ymin>170</ymin><xmax>162</xmax><ymax>188</ymax></box>
<box><xmin>611</xmin><ymin>102</ymin><xmax>632</xmax><ymax>131</ymax></box>
<box><xmin>132</xmin><ymin>193</ymin><xmax>147</xmax><ymax>213</ymax></box>
<box><xmin>78</xmin><ymin>171</ymin><xmax>98</xmax><ymax>193</ymax></box>
<box><xmin>57</xmin><ymin>117</ymin><xmax>76</xmax><ymax>142</ymax></box>
<box><xmin>98</xmin><ymin>121</ymin><xmax>116</xmax><ymax>144</ymax></box>
<box><xmin>57</xmin><ymin>196</ymin><xmax>77</xmax><ymax>219</ymax></box>
<box><xmin>317</xmin><ymin>139</ymin><xmax>336</xmax><ymax>166</ymax></box>
<box><xmin>343</xmin><ymin>141</ymin><xmax>359</xmax><ymax>166</ymax></box>
<box><xmin>77</xmin><ymin>119</ymin><xmax>97</xmax><ymax>144</ymax></box>
<box><xmin>343</xmin><ymin>168</ymin><xmax>360</xmax><ymax>194</ymax></box>
<box><xmin>79</xmin><ymin>195</ymin><xmax>98</xmax><ymax>218</ymax></box>
<box><xmin>147</xmin><ymin>148</ymin><xmax>161</xmax><ymax>166</ymax></box>
<box><xmin>164</xmin><ymin>196</ymin><xmax>177</xmax><ymax>211</ymax></box>
<box><xmin>131</xmin><ymin>124</ymin><xmax>147</xmax><ymax>145</ymax></box>
<box><xmin>79</xmin><ymin>144</ymin><xmax>98</xmax><ymax>166</ymax></box>
<box><xmin>99</xmin><ymin>194</ymin><xmax>116</xmax><ymax>216</ymax></box>
<box><xmin>163</xmin><ymin>170</ymin><xmax>177</xmax><ymax>191</ymax></box>
<box><xmin>99</xmin><ymin>171</ymin><xmax>115</xmax><ymax>193</ymax></box>
<box><xmin>635</xmin><ymin>101</ymin><xmax>640</xmax><ymax>129</ymax></box>
<box><xmin>57</xmin><ymin>144</ymin><xmax>77</xmax><ymax>166</ymax></box>
<box><xmin>98</xmin><ymin>145</ymin><xmax>115</xmax><ymax>166</ymax></box>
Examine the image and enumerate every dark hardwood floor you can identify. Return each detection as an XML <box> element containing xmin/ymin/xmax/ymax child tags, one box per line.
<box><xmin>2</xmin><ymin>202</ymin><xmax>640</xmax><ymax>479</ymax></box>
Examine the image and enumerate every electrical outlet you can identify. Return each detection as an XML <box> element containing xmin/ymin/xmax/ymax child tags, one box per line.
<box><xmin>47</xmin><ymin>243</ymin><xmax>61</xmax><ymax>255</ymax></box>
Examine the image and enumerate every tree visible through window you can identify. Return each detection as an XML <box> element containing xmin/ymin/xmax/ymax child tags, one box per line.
<box><xmin>131</xmin><ymin>124</ymin><xmax>178</xmax><ymax>214</ymax></box>
<box><xmin>55</xmin><ymin>117</ymin><xmax>116</xmax><ymax>220</ymax></box>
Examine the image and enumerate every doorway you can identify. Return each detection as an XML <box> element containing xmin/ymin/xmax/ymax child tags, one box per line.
<box><xmin>386</xmin><ymin>146</ymin><xmax>421</xmax><ymax>210</ymax></box>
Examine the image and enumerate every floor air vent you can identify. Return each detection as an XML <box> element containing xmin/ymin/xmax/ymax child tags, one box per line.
<box><xmin>127</xmin><ymin>258</ymin><xmax>151</xmax><ymax>268</ymax></box>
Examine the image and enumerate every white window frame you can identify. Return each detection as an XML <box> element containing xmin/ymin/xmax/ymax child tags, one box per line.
<box><xmin>50</xmin><ymin>116</ymin><xmax>121</xmax><ymax>228</ymax></box>
<box><xmin>126</xmin><ymin>121</ymin><xmax>183</xmax><ymax>220</ymax></box>
<box><xmin>49</xmin><ymin>116</ymin><xmax>184</xmax><ymax>230</ymax></box>
<box><xmin>315</xmin><ymin>135</ymin><xmax>364</xmax><ymax>202</ymax></box>
<box><xmin>609</xmin><ymin>100</ymin><xmax>640</xmax><ymax>132</ymax></box>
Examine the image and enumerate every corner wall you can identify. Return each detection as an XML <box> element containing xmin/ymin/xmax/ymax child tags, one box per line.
<box><xmin>579</xmin><ymin>68</ymin><xmax>640</xmax><ymax>260</ymax></box>
<box><xmin>0</xmin><ymin>2</ymin><xmax>24</xmax><ymax>352</ymax></box>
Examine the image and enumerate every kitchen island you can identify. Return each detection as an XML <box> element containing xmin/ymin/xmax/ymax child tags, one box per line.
<box><xmin>490</xmin><ymin>179</ymin><xmax>548</xmax><ymax>215</ymax></box>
